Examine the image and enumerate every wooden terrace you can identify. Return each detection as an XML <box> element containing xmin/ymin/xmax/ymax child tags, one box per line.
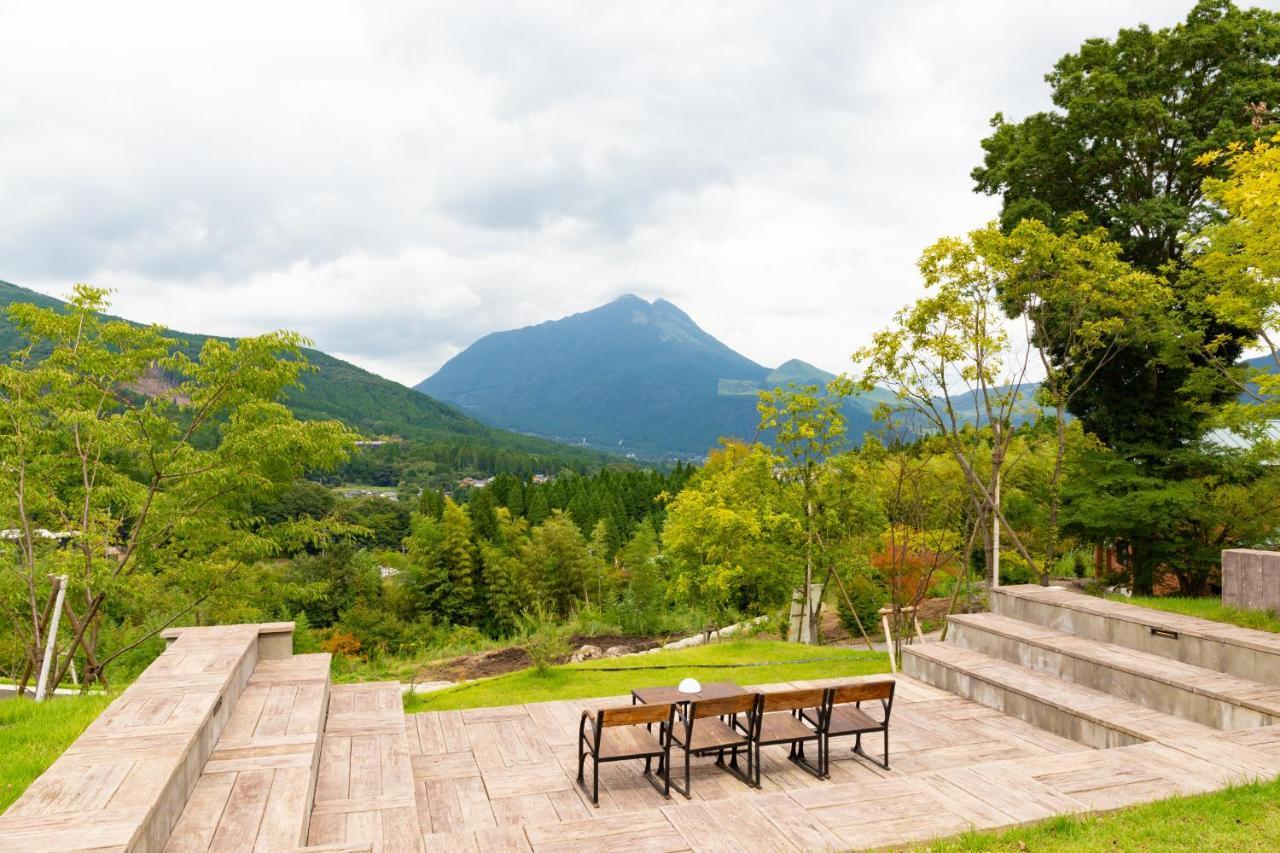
<box><xmin>405</xmin><ymin>674</ymin><xmax>1280</xmax><ymax>852</ymax></box>
<box><xmin>9</xmin><ymin>590</ymin><xmax>1280</xmax><ymax>852</ymax></box>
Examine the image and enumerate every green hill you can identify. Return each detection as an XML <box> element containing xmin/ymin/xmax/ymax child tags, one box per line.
<box><xmin>0</xmin><ymin>280</ymin><xmax>614</xmax><ymax>477</ymax></box>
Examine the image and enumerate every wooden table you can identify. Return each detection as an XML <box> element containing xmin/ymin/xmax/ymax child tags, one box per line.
<box><xmin>631</xmin><ymin>680</ymin><xmax>747</xmax><ymax>705</ymax></box>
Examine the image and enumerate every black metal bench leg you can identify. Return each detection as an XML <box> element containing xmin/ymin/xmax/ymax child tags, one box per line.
<box><xmin>789</xmin><ymin>740</ymin><xmax>825</xmax><ymax>781</ymax></box>
<box><xmin>850</xmin><ymin>730</ymin><xmax>890</xmax><ymax>770</ymax></box>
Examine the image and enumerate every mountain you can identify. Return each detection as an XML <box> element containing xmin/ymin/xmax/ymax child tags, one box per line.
<box><xmin>0</xmin><ymin>280</ymin><xmax>614</xmax><ymax>475</ymax></box>
<box><xmin>416</xmin><ymin>295</ymin><xmax>882</xmax><ymax>458</ymax></box>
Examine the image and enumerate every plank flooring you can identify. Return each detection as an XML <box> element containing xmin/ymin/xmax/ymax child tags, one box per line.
<box><xmin>0</xmin><ymin>624</ymin><xmax>261</xmax><ymax>852</ymax></box>
<box><xmin>13</xmin><ymin>598</ymin><xmax>1280</xmax><ymax>851</ymax></box>
<box><xmin>165</xmin><ymin>652</ymin><xmax>331</xmax><ymax>851</ymax></box>
<box><xmin>402</xmin><ymin>674</ymin><xmax>1280</xmax><ymax>852</ymax></box>
<box><xmin>306</xmin><ymin>682</ymin><xmax>422</xmax><ymax>852</ymax></box>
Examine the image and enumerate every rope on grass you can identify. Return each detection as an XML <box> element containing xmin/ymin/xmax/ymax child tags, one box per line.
<box><xmin>573</xmin><ymin>655</ymin><xmax>864</xmax><ymax>672</ymax></box>
<box><xmin>408</xmin><ymin>654</ymin><xmax>884</xmax><ymax>700</ymax></box>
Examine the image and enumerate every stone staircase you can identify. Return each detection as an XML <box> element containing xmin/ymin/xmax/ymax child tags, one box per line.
<box><xmin>0</xmin><ymin>623</ymin><xmax>424</xmax><ymax>852</ymax></box>
<box><xmin>904</xmin><ymin>584</ymin><xmax>1280</xmax><ymax>750</ymax></box>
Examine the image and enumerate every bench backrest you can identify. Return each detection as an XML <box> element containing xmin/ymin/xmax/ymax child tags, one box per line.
<box><xmin>830</xmin><ymin>680</ymin><xmax>894</xmax><ymax>705</ymax></box>
<box><xmin>760</xmin><ymin>687</ymin><xmax>825</xmax><ymax>714</ymax></box>
<box><xmin>598</xmin><ymin>702</ymin><xmax>675</xmax><ymax>727</ymax></box>
<box><xmin>691</xmin><ymin>692</ymin><xmax>757</xmax><ymax>720</ymax></box>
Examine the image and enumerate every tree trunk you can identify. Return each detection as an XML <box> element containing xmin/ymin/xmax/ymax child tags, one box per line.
<box><xmin>1042</xmin><ymin>404</ymin><xmax>1068</xmax><ymax>586</ymax></box>
<box><xmin>991</xmin><ymin>468</ymin><xmax>1001</xmax><ymax>588</ymax></box>
<box><xmin>1132</xmin><ymin>539</ymin><xmax>1156</xmax><ymax>596</ymax></box>
<box><xmin>802</xmin><ymin>496</ymin><xmax>815</xmax><ymax>644</ymax></box>
<box><xmin>980</xmin><ymin>507</ymin><xmax>993</xmax><ymax>583</ymax></box>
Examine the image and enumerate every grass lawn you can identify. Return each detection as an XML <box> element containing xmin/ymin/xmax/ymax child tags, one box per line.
<box><xmin>403</xmin><ymin>639</ymin><xmax>890</xmax><ymax>713</ymax></box>
<box><xmin>1113</xmin><ymin>594</ymin><xmax>1280</xmax><ymax>633</ymax></box>
<box><xmin>0</xmin><ymin>692</ymin><xmax>113</xmax><ymax>812</ymax></box>
<box><xmin>922</xmin><ymin>777</ymin><xmax>1280</xmax><ymax>851</ymax></box>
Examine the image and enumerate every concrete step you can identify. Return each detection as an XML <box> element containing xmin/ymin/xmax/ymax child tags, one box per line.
<box><xmin>901</xmin><ymin>642</ymin><xmax>1216</xmax><ymax>749</ymax></box>
<box><xmin>991</xmin><ymin>584</ymin><xmax>1280</xmax><ymax>686</ymax></box>
<box><xmin>949</xmin><ymin>612</ymin><xmax>1280</xmax><ymax>730</ymax></box>
<box><xmin>165</xmin><ymin>652</ymin><xmax>332</xmax><ymax>851</ymax></box>
<box><xmin>0</xmin><ymin>624</ymin><xmax>264</xmax><ymax>852</ymax></box>
<box><xmin>307</xmin><ymin>683</ymin><xmax>423</xmax><ymax>852</ymax></box>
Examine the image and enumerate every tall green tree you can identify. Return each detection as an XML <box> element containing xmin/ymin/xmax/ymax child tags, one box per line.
<box><xmin>993</xmin><ymin>218</ymin><xmax>1169</xmax><ymax>579</ymax></box>
<box><xmin>478</xmin><ymin>539</ymin><xmax>525</xmax><ymax>638</ymax></box>
<box><xmin>854</xmin><ymin>228</ymin><xmax>1038</xmax><ymax>584</ymax></box>
<box><xmin>663</xmin><ymin>442</ymin><xmax>801</xmax><ymax>621</ymax></box>
<box><xmin>1194</xmin><ymin>131</ymin><xmax>1280</xmax><ymax>430</ymax></box>
<box><xmin>0</xmin><ymin>285</ymin><xmax>355</xmax><ymax>689</ymax></box>
<box><xmin>519</xmin><ymin>511</ymin><xmax>595</xmax><ymax>618</ymax></box>
<box><xmin>757</xmin><ymin>383</ymin><xmax>847</xmax><ymax>642</ymax></box>
<box><xmin>617</xmin><ymin>524</ymin><xmax>666</xmax><ymax>634</ymax></box>
<box><xmin>973</xmin><ymin>0</ymin><xmax>1280</xmax><ymax>454</ymax></box>
<box><xmin>403</xmin><ymin>497</ymin><xmax>478</xmax><ymax>624</ymax></box>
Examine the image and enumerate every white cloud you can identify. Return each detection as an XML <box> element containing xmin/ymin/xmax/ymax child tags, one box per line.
<box><xmin>1</xmin><ymin>0</ymin><xmax>1261</xmax><ymax>385</ymax></box>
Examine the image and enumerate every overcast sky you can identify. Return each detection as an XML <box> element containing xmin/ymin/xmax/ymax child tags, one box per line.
<box><xmin>3</xmin><ymin>1</ymin><xmax>1269</xmax><ymax>385</ymax></box>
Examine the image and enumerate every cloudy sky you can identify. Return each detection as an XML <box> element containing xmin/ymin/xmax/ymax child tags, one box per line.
<box><xmin>3</xmin><ymin>1</ymin><xmax>1266</xmax><ymax>385</ymax></box>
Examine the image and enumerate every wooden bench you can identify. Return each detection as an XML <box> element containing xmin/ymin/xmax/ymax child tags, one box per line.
<box><xmin>815</xmin><ymin>680</ymin><xmax>895</xmax><ymax>773</ymax></box>
<box><xmin>669</xmin><ymin>693</ymin><xmax>758</xmax><ymax>797</ymax></box>
<box><xmin>745</xmin><ymin>687</ymin><xmax>826</xmax><ymax>786</ymax></box>
<box><xmin>577</xmin><ymin>702</ymin><xmax>675</xmax><ymax>806</ymax></box>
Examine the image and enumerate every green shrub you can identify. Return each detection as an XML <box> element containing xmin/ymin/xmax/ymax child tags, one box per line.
<box><xmin>525</xmin><ymin>626</ymin><xmax>569</xmax><ymax>673</ymax></box>
<box><xmin>444</xmin><ymin>625</ymin><xmax>486</xmax><ymax>651</ymax></box>
<box><xmin>517</xmin><ymin>606</ymin><xmax>571</xmax><ymax>673</ymax></box>
<box><xmin>292</xmin><ymin>611</ymin><xmax>323</xmax><ymax>654</ymax></box>
<box><xmin>335</xmin><ymin>602</ymin><xmax>411</xmax><ymax>657</ymax></box>
<box><xmin>836</xmin><ymin>571</ymin><xmax>887</xmax><ymax>641</ymax></box>
<box><xmin>931</xmin><ymin>572</ymin><xmax>959</xmax><ymax>598</ymax></box>
<box><xmin>998</xmin><ymin>553</ymin><xmax>1036</xmax><ymax>586</ymax></box>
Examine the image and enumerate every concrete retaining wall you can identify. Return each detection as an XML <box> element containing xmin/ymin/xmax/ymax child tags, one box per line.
<box><xmin>1223</xmin><ymin>549</ymin><xmax>1280</xmax><ymax>614</ymax></box>
<box><xmin>947</xmin><ymin>618</ymin><xmax>1278</xmax><ymax>731</ymax></box>
<box><xmin>990</xmin><ymin>588</ymin><xmax>1280</xmax><ymax>686</ymax></box>
<box><xmin>900</xmin><ymin>649</ymin><xmax>1142</xmax><ymax>749</ymax></box>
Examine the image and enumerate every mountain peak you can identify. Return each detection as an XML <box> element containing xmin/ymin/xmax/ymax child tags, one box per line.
<box><xmin>417</xmin><ymin>295</ymin><xmax>771</xmax><ymax>457</ymax></box>
<box><xmin>415</xmin><ymin>296</ymin><xmax>878</xmax><ymax>458</ymax></box>
<box><xmin>609</xmin><ymin>293</ymin><xmax>647</xmax><ymax>306</ymax></box>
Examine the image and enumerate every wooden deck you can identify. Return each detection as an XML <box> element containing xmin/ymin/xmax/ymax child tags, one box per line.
<box><xmin>406</xmin><ymin>675</ymin><xmax>1280</xmax><ymax>852</ymax></box>
<box><xmin>306</xmin><ymin>682</ymin><xmax>422</xmax><ymax>852</ymax></box>
<box><xmin>11</xmin><ymin>598</ymin><xmax>1280</xmax><ymax>852</ymax></box>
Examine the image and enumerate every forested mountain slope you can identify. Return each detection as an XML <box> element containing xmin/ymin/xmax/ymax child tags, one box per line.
<box><xmin>0</xmin><ymin>280</ymin><xmax>614</xmax><ymax>476</ymax></box>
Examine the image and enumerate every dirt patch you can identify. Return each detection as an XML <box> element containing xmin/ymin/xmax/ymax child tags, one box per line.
<box><xmin>417</xmin><ymin>646</ymin><xmax>533</xmax><ymax>682</ymax></box>
<box><xmin>413</xmin><ymin>633</ymin><xmax>671</xmax><ymax>682</ymax></box>
<box><xmin>566</xmin><ymin>633</ymin><xmax>667</xmax><ymax>652</ymax></box>
<box><xmin>916</xmin><ymin>596</ymin><xmax>955</xmax><ymax>622</ymax></box>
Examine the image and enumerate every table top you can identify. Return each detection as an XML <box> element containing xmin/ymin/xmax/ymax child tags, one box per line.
<box><xmin>631</xmin><ymin>680</ymin><xmax>746</xmax><ymax>704</ymax></box>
